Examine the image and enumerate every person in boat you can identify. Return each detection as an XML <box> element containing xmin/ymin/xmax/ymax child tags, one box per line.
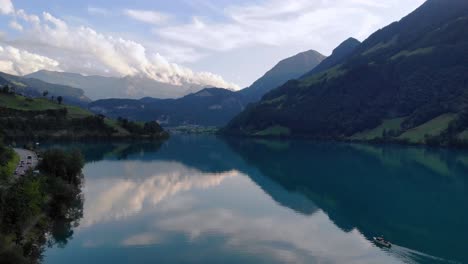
<box><xmin>374</xmin><ymin>236</ymin><xmax>392</xmax><ymax>247</ymax></box>
<box><xmin>376</xmin><ymin>236</ymin><xmax>389</xmax><ymax>243</ymax></box>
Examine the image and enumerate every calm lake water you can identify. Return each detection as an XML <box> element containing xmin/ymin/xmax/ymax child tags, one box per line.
<box><xmin>43</xmin><ymin>135</ymin><xmax>468</xmax><ymax>264</ymax></box>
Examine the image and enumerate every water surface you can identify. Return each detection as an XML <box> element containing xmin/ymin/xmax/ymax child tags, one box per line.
<box><xmin>43</xmin><ymin>136</ymin><xmax>468</xmax><ymax>264</ymax></box>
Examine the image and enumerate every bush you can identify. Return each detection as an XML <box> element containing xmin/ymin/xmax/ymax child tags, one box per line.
<box><xmin>38</xmin><ymin>149</ymin><xmax>84</xmax><ymax>185</ymax></box>
<box><xmin>0</xmin><ymin>138</ymin><xmax>17</xmax><ymax>182</ymax></box>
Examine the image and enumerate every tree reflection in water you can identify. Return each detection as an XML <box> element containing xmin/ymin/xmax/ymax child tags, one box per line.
<box><xmin>0</xmin><ymin>150</ymin><xmax>85</xmax><ymax>264</ymax></box>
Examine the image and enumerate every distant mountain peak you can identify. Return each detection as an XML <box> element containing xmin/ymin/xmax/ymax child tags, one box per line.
<box><xmin>296</xmin><ymin>49</ymin><xmax>325</xmax><ymax>58</ymax></box>
<box><xmin>239</xmin><ymin>49</ymin><xmax>326</xmax><ymax>102</ymax></box>
<box><xmin>31</xmin><ymin>70</ymin><xmax>85</xmax><ymax>78</ymax></box>
<box><xmin>273</xmin><ymin>50</ymin><xmax>326</xmax><ymax>68</ymax></box>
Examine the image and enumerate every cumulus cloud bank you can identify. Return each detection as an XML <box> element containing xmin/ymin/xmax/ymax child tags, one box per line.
<box><xmin>0</xmin><ymin>0</ymin><xmax>13</xmax><ymax>15</ymax></box>
<box><xmin>0</xmin><ymin>2</ymin><xmax>239</xmax><ymax>90</ymax></box>
<box><xmin>0</xmin><ymin>45</ymin><xmax>60</xmax><ymax>75</ymax></box>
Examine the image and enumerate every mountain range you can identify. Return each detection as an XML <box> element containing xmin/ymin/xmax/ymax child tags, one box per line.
<box><xmin>89</xmin><ymin>88</ymin><xmax>247</xmax><ymax>127</ymax></box>
<box><xmin>2</xmin><ymin>0</ymin><xmax>466</xmax><ymax>147</ymax></box>
<box><xmin>26</xmin><ymin>70</ymin><xmax>206</xmax><ymax>100</ymax></box>
<box><xmin>89</xmin><ymin>49</ymin><xmax>328</xmax><ymax>127</ymax></box>
<box><xmin>0</xmin><ymin>46</ymin><xmax>330</xmax><ymax>127</ymax></box>
<box><xmin>224</xmin><ymin>0</ymin><xmax>468</xmax><ymax>146</ymax></box>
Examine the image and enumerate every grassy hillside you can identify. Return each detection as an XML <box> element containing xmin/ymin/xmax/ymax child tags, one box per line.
<box><xmin>0</xmin><ymin>93</ymin><xmax>168</xmax><ymax>141</ymax></box>
<box><xmin>351</xmin><ymin>117</ymin><xmax>406</xmax><ymax>140</ymax></box>
<box><xmin>349</xmin><ymin>114</ymin><xmax>459</xmax><ymax>145</ymax></box>
<box><xmin>399</xmin><ymin>114</ymin><xmax>457</xmax><ymax>143</ymax></box>
<box><xmin>0</xmin><ymin>93</ymin><xmax>92</xmax><ymax>118</ymax></box>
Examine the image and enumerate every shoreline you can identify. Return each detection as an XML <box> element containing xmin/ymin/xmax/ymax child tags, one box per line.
<box><xmin>219</xmin><ymin>133</ymin><xmax>468</xmax><ymax>150</ymax></box>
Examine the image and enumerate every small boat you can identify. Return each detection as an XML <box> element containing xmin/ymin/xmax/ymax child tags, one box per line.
<box><xmin>373</xmin><ymin>237</ymin><xmax>392</xmax><ymax>248</ymax></box>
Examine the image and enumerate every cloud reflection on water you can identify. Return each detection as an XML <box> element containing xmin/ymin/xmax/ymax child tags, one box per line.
<box><xmin>44</xmin><ymin>136</ymin><xmax>465</xmax><ymax>264</ymax></box>
<box><xmin>77</xmin><ymin>158</ymin><xmax>403</xmax><ymax>264</ymax></box>
<box><xmin>81</xmin><ymin>160</ymin><xmax>238</xmax><ymax>227</ymax></box>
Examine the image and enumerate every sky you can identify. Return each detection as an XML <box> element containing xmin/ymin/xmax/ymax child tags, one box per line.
<box><xmin>0</xmin><ymin>0</ymin><xmax>426</xmax><ymax>89</ymax></box>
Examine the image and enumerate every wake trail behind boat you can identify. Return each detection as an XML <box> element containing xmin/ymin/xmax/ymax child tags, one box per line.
<box><xmin>387</xmin><ymin>244</ymin><xmax>461</xmax><ymax>264</ymax></box>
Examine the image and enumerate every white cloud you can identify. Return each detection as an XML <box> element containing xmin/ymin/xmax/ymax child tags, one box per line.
<box><xmin>2</xmin><ymin>10</ymin><xmax>239</xmax><ymax>89</ymax></box>
<box><xmin>0</xmin><ymin>45</ymin><xmax>60</xmax><ymax>75</ymax></box>
<box><xmin>0</xmin><ymin>0</ymin><xmax>14</xmax><ymax>15</ymax></box>
<box><xmin>124</xmin><ymin>9</ymin><xmax>170</xmax><ymax>25</ymax></box>
<box><xmin>155</xmin><ymin>0</ymin><xmax>425</xmax><ymax>55</ymax></box>
<box><xmin>16</xmin><ymin>9</ymin><xmax>40</xmax><ymax>25</ymax></box>
<box><xmin>157</xmin><ymin>43</ymin><xmax>206</xmax><ymax>63</ymax></box>
<box><xmin>8</xmin><ymin>20</ymin><xmax>22</xmax><ymax>31</ymax></box>
<box><xmin>87</xmin><ymin>7</ymin><xmax>109</xmax><ymax>16</ymax></box>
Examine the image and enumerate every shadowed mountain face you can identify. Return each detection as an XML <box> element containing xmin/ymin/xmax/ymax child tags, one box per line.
<box><xmin>0</xmin><ymin>72</ymin><xmax>91</xmax><ymax>106</ymax></box>
<box><xmin>224</xmin><ymin>0</ymin><xmax>468</xmax><ymax>142</ymax></box>
<box><xmin>240</xmin><ymin>50</ymin><xmax>326</xmax><ymax>103</ymax></box>
<box><xmin>301</xmin><ymin>38</ymin><xmax>361</xmax><ymax>79</ymax></box>
<box><xmin>26</xmin><ymin>70</ymin><xmax>205</xmax><ymax>100</ymax></box>
<box><xmin>90</xmin><ymin>88</ymin><xmax>248</xmax><ymax>127</ymax></box>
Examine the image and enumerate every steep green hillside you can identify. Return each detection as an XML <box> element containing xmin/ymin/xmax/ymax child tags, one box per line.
<box><xmin>225</xmin><ymin>0</ymin><xmax>468</xmax><ymax>147</ymax></box>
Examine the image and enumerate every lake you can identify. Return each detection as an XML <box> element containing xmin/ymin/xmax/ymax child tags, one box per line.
<box><xmin>42</xmin><ymin>135</ymin><xmax>468</xmax><ymax>264</ymax></box>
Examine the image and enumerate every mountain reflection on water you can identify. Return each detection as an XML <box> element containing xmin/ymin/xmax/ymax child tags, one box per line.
<box><xmin>42</xmin><ymin>136</ymin><xmax>468</xmax><ymax>264</ymax></box>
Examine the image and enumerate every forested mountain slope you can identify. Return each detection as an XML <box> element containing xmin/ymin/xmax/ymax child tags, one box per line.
<box><xmin>225</xmin><ymin>0</ymin><xmax>468</xmax><ymax>146</ymax></box>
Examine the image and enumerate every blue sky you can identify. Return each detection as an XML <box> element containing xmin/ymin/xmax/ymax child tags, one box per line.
<box><xmin>0</xmin><ymin>0</ymin><xmax>426</xmax><ymax>89</ymax></box>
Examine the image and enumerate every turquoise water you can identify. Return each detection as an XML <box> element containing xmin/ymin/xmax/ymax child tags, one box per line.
<box><xmin>43</xmin><ymin>136</ymin><xmax>468</xmax><ymax>264</ymax></box>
